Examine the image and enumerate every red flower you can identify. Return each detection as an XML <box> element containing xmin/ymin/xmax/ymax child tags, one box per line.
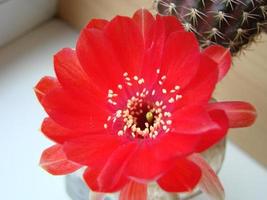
<box><xmin>35</xmin><ymin>9</ymin><xmax>256</xmax><ymax>197</ymax></box>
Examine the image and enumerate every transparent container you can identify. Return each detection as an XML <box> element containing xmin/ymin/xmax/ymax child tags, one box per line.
<box><xmin>66</xmin><ymin>138</ymin><xmax>226</xmax><ymax>200</ymax></box>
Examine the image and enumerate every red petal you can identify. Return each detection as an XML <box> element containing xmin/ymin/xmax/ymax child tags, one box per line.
<box><xmin>175</xmin><ymin>54</ymin><xmax>219</xmax><ymax>109</ymax></box>
<box><xmin>207</xmin><ymin>101</ymin><xmax>257</xmax><ymax>128</ymax></box>
<box><xmin>157</xmin><ymin>158</ymin><xmax>201</xmax><ymax>192</ymax></box>
<box><xmin>54</xmin><ymin>48</ymin><xmax>106</xmax><ymax>103</ymax></box>
<box><xmin>104</xmin><ymin>16</ymin><xmax>144</xmax><ymax>76</ymax></box>
<box><xmin>141</xmin><ymin>16</ymin><xmax>166</xmax><ymax>88</ymax></box>
<box><xmin>41</xmin><ymin>117</ymin><xmax>88</xmax><ymax>144</ymax></box>
<box><xmin>190</xmin><ymin>154</ymin><xmax>225</xmax><ymax>200</ymax></box>
<box><xmin>126</xmin><ymin>133</ymin><xmax>201</xmax><ymax>181</ymax></box>
<box><xmin>63</xmin><ymin>134</ymin><xmax>125</xmax><ymax>167</ymax></box>
<box><xmin>83</xmin><ymin>167</ymin><xmax>128</xmax><ymax>193</ymax></box>
<box><xmin>133</xmin><ymin>10</ymin><xmax>183</xmax><ymax>48</ymax></box>
<box><xmin>41</xmin><ymin>87</ymin><xmax>110</xmax><ymax>131</ymax></box>
<box><xmin>132</xmin><ymin>9</ymin><xmax>155</xmax><ymax>47</ymax></box>
<box><xmin>160</xmin><ymin>15</ymin><xmax>184</xmax><ymax>36</ymax></box>
<box><xmin>196</xmin><ymin>110</ymin><xmax>229</xmax><ymax>152</ymax></box>
<box><xmin>203</xmin><ymin>45</ymin><xmax>231</xmax><ymax>81</ymax></box>
<box><xmin>171</xmin><ymin>105</ymin><xmax>219</xmax><ymax>134</ymax></box>
<box><xmin>119</xmin><ymin>181</ymin><xmax>147</xmax><ymax>200</ymax></box>
<box><xmin>34</xmin><ymin>76</ymin><xmax>59</xmax><ymax>102</ymax></box>
<box><xmin>76</xmin><ymin>28</ymin><xmax>124</xmax><ymax>91</ymax></box>
<box><xmin>40</xmin><ymin>144</ymin><xmax>81</xmax><ymax>175</ymax></box>
<box><xmin>146</xmin><ymin>14</ymin><xmax>183</xmax><ymax>48</ymax></box>
<box><xmin>126</xmin><ymin>141</ymin><xmax>173</xmax><ymax>181</ymax></box>
<box><xmin>140</xmin><ymin>14</ymin><xmax>184</xmax><ymax>89</ymax></box>
<box><xmin>86</xmin><ymin>19</ymin><xmax>108</xmax><ymax>30</ymax></box>
<box><xmin>97</xmin><ymin>143</ymin><xmax>137</xmax><ymax>190</ymax></box>
<box><xmin>160</xmin><ymin>31</ymin><xmax>200</xmax><ymax>90</ymax></box>
<box><xmin>153</xmin><ymin>133</ymin><xmax>201</xmax><ymax>160</ymax></box>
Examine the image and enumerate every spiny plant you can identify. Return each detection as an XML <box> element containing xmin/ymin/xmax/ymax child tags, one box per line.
<box><xmin>155</xmin><ymin>0</ymin><xmax>267</xmax><ymax>55</ymax></box>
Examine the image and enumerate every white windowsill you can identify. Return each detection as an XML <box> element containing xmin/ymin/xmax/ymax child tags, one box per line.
<box><xmin>0</xmin><ymin>0</ymin><xmax>57</xmax><ymax>47</ymax></box>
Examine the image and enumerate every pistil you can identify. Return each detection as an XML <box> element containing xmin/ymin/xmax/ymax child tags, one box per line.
<box><xmin>146</xmin><ymin>111</ymin><xmax>154</xmax><ymax>123</ymax></box>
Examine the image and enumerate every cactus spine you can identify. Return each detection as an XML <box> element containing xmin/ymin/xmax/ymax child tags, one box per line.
<box><xmin>155</xmin><ymin>0</ymin><xmax>267</xmax><ymax>55</ymax></box>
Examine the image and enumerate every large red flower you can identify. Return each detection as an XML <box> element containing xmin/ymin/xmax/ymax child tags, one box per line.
<box><xmin>35</xmin><ymin>9</ymin><xmax>256</xmax><ymax>197</ymax></box>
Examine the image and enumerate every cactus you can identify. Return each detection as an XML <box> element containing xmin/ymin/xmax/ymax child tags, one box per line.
<box><xmin>155</xmin><ymin>0</ymin><xmax>267</xmax><ymax>55</ymax></box>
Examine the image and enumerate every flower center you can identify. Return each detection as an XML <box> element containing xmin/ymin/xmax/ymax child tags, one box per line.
<box><xmin>120</xmin><ymin>94</ymin><xmax>167</xmax><ymax>139</ymax></box>
<box><xmin>103</xmin><ymin>71</ymin><xmax>183</xmax><ymax>139</ymax></box>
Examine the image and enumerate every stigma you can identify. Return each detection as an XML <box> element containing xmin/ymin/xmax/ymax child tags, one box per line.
<box><xmin>146</xmin><ymin>112</ymin><xmax>154</xmax><ymax>123</ymax></box>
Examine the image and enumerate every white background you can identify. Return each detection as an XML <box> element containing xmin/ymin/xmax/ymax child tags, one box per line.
<box><xmin>0</xmin><ymin>0</ymin><xmax>57</xmax><ymax>47</ymax></box>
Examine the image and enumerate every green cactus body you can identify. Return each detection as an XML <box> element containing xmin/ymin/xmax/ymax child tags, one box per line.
<box><xmin>156</xmin><ymin>0</ymin><xmax>267</xmax><ymax>55</ymax></box>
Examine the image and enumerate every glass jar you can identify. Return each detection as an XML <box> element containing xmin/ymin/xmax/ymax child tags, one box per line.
<box><xmin>66</xmin><ymin>138</ymin><xmax>226</xmax><ymax>200</ymax></box>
